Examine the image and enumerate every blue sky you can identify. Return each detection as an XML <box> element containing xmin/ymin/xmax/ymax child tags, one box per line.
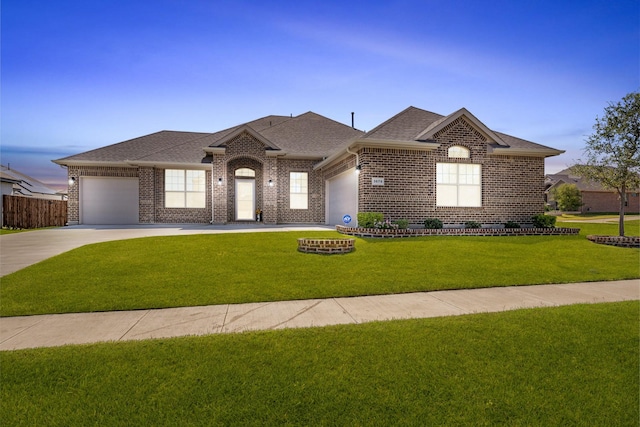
<box><xmin>2</xmin><ymin>0</ymin><xmax>638</xmax><ymax>187</ymax></box>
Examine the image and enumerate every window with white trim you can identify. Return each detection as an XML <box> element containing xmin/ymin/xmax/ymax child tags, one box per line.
<box><xmin>165</xmin><ymin>169</ymin><xmax>206</xmax><ymax>208</ymax></box>
<box><xmin>436</xmin><ymin>163</ymin><xmax>481</xmax><ymax>207</ymax></box>
<box><xmin>289</xmin><ymin>172</ymin><xmax>308</xmax><ymax>209</ymax></box>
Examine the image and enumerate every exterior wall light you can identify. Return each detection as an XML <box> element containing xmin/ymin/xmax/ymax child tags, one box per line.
<box><xmin>355</xmin><ymin>164</ymin><xmax>362</xmax><ymax>174</ymax></box>
<box><xmin>217</xmin><ymin>178</ymin><xmax>223</xmax><ymax>186</ymax></box>
<box><xmin>68</xmin><ymin>177</ymin><xmax>76</xmax><ymax>186</ymax></box>
<box><xmin>268</xmin><ymin>179</ymin><xmax>274</xmax><ymax>187</ymax></box>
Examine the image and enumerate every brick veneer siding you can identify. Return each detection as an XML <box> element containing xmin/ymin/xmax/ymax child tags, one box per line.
<box><xmin>66</xmin><ymin>118</ymin><xmax>553</xmax><ymax>226</ymax></box>
<box><xmin>154</xmin><ymin>169</ymin><xmax>212</xmax><ymax>223</ymax></box>
<box><xmin>581</xmin><ymin>191</ymin><xmax>640</xmax><ymax>214</ymax></box>
<box><xmin>139</xmin><ymin>167</ymin><xmax>155</xmax><ymax>223</ymax></box>
<box><xmin>66</xmin><ymin>165</ymin><xmax>212</xmax><ymax>225</ymax></box>
<box><xmin>211</xmin><ymin>131</ymin><xmax>325</xmax><ymax>224</ymax></box>
<box><xmin>323</xmin><ymin>156</ymin><xmax>357</xmax><ymax>181</ymax></box>
<box><xmin>355</xmin><ymin>117</ymin><xmax>546</xmax><ymax>227</ymax></box>
<box><xmin>277</xmin><ymin>159</ymin><xmax>325</xmax><ymax>223</ymax></box>
<box><xmin>66</xmin><ymin>166</ymin><xmax>139</xmax><ymax>225</ymax></box>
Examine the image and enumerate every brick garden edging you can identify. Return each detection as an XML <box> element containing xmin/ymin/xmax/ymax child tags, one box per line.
<box><xmin>298</xmin><ymin>238</ymin><xmax>356</xmax><ymax>254</ymax></box>
<box><xmin>586</xmin><ymin>235</ymin><xmax>640</xmax><ymax>248</ymax></box>
<box><xmin>336</xmin><ymin>225</ymin><xmax>580</xmax><ymax>238</ymax></box>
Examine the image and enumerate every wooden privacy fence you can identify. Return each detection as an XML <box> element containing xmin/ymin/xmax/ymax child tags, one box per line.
<box><xmin>2</xmin><ymin>195</ymin><xmax>67</xmax><ymax>229</ymax></box>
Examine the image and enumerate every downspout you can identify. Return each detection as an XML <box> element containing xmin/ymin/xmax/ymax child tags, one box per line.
<box><xmin>346</xmin><ymin>146</ymin><xmax>359</xmax><ymax>170</ymax></box>
<box><xmin>210</xmin><ymin>163</ymin><xmax>216</xmax><ymax>225</ymax></box>
<box><xmin>346</xmin><ymin>146</ymin><xmax>360</xmax><ymax>227</ymax></box>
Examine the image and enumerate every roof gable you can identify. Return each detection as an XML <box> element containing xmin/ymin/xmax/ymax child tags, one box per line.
<box><xmin>415</xmin><ymin>108</ymin><xmax>507</xmax><ymax>146</ymax></box>
<box><xmin>207</xmin><ymin>125</ymin><xmax>281</xmax><ymax>151</ymax></box>
<box><xmin>362</xmin><ymin>106</ymin><xmax>444</xmax><ymax>142</ymax></box>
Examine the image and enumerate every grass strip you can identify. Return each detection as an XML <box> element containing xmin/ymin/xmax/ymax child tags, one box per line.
<box><xmin>1</xmin><ymin>222</ymin><xmax>638</xmax><ymax>316</ymax></box>
<box><xmin>1</xmin><ymin>302</ymin><xmax>637</xmax><ymax>426</ymax></box>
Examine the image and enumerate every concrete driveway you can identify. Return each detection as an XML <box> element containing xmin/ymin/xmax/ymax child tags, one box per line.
<box><xmin>0</xmin><ymin>224</ymin><xmax>334</xmax><ymax>277</ymax></box>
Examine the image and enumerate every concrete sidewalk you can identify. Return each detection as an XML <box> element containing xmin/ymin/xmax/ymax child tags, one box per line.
<box><xmin>2</xmin><ymin>279</ymin><xmax>638</xmax><ymax>351</ymax></box>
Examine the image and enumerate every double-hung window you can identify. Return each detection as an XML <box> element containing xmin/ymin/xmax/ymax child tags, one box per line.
<box><xmin>289</xmin><ymin>172</ymin><xmax>308</xmax><ymax>209</ymax></box>
<box><xmin>436</xmin><ymin>163</ymin><xmax>481</xmax><ymax>207</ymax></box>
<box><xmin>165</xmin><ymin>169</ymin><xmax>206</xmax><ymax>208</ymax></box>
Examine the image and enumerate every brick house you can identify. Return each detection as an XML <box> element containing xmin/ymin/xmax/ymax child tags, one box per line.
<box><xmin>53</xmin><ymin>106</ymin><xmax>564</xmax><ymax>227</ymax></box>
<box><xmin>545</xmin><ymin>168</ymin><xmax>640</xmax><ymax>213</ymax></box>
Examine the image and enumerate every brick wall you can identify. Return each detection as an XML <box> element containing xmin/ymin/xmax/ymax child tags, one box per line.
<box><xmin>154</xmin><ymin>169</ymin><xmax>212</xmax><ymax>223</ymax></box>
<box><xmin>66</xmin><ymin>166</ymin><xmax>139</xmax><ymax>224</ymax></box>
<box><xmin>277</xmin><ymin>159</ymin><xmax>324</xmax><ymax>223</ymax></box>
<box><xmin>581</xmin><ymin>191</ymin><xmax>640</xmax><ymax>214</ymax></box>
<box><xmin>67</xmin><ymin>119</ymin><xmax>551</xmax><ymax>226</ymax></box>
<box><xmin>212</xmin><ymin>131</ymin><xmax>325</xmax><ymax>224</ymax></box>
<box><xmin>355</xmin><ymin>117</ymin><xmax>546</xmax><ymax>227</ymax></box>
<box><xmin>324</xmin><ymin>155</ymin><xmax>357</xmax><ymax>180</ymax></box>
<box><xmin>139</xmin><ymin>167</ymin><xmax>155</xmax><ymax>223</ymax></box>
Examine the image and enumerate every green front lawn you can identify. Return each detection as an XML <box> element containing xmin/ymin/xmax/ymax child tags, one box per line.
<box><xmin>1</xmin><ymin>222</ymin><xmax>638</xmax><ymax>317</ymax></box>
<box><xmin>1</xmin><ymin>302</ymin><xmax>637</xmax><ymax>425</ymax></box>
<box><xmin>0</xmin><ymin>228</ymin><xmax>31</xmax><ymax>235</ymax></box>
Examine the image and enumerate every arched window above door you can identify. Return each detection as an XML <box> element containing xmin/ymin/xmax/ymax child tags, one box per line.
<box><xmin>235</xmin><ymin>168</ymin><xmax>255</xmax><ymax>177</ymax></box>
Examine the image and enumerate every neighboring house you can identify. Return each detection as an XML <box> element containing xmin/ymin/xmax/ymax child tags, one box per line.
<box><xmin>1</xmin><ymin>165</ymin><xmax>66</xmax><ymax>226</ymax></box>
<box><xmin>546</xmin><ymin>168</ymin><xmax>640</xmax><ymax>213</ymax></box>
<box><xmin>0</xmin><ymin>165</ymin><xmax>65</xmax><ymax>200</ymax></box>
<box><xmin>53</xmin><ymin>106</ymin><xmax>564</xmax><ymax>226</ymax></box>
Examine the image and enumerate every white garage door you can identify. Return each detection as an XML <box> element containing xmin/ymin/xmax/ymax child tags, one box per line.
<box><xmin>326</xmin><ymin>168</ymin><xmax>358</xmax><ymax>226</ymax></box>
<box><xmin>80</xmin><ymin>177</ymin><xmax>139</xmax><ymax>224</ymax></box>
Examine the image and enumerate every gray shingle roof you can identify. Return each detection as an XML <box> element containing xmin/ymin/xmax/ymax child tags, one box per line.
<box><xmin>54</xmin><ymin>107</ymin><xmax>561</xmax><ymax>166</ymax></box>
<box><xmin>54</xmin><ymin>112</ymin><xmax>363</xmax><ymax>165</ymax></box>
<box><xmin>54</xmin><ymin>131</ymin><xmax>212</xmax><ymax>164</ymax></box>
<box><xmin>362</xmin><ymin>106</ymin><xmax>444</xmax><ymax>141</ymax></box>
<box><xmin>361</xmin><ymin>106</ymin><xmax>560</xmax><ymax>154</ymax></box>
<box><xmin>257</xmin><ymin>112</ymin><xmax>364</xmax><ymax>157</ymax></box>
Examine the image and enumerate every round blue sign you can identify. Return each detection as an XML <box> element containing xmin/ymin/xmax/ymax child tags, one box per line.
<box><xmin>342</xmin><ymin>214</ymin><xmax>352</xmax><ymax>225</ymax></box>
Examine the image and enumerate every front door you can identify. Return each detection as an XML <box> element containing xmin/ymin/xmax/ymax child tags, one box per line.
<box><xmin>235</xmin><ymin>179</ymin><xmax>255</xmax><ymax>220</ymax></box>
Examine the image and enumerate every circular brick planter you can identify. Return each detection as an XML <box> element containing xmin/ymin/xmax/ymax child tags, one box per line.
<box><xmin>586</xmin><ymin>235</ymin><xmax>640</xmax><ymax>248</ymax></box>
<box><xmin>297</xmin><ymin>238</ymin><xmax>355</xmax><ymax>254</ymax></box>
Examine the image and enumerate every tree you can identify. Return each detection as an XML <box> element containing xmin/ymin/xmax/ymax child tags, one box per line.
<box><xmin>551</xmin><ymin>183</ymin><xmax>582</xmax><ymax>211</ymax></box>
<box><xmin>572</xmin><ymin>91</ymin><xmax>640</xmax><ymax>236</ymax></box>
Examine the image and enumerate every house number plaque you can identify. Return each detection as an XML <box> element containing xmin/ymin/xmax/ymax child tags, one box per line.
<box><xmin>372</xmin><ymin>177</ymin><xmax>385</xmax><ymax>186</ymax></box>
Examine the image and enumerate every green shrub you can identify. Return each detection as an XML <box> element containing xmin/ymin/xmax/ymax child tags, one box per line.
<box><xmin>464</xmin><ymin>221</ymin><xmax>481</xmax><ymax>229</ymax></box>
<box><xmin>394</xmin><ymin>219</ymin><xmax>409</xmax><ymax>229</ymax></box>
<box><xmin>424</xmin><ymin>218</ymin><xmax>443</xmax><ymax>229</ymax></box>
<box><xmin>504</xmin><ymin>221</ymin><xmax>521</xmax><ymax>229</ymax></box>
<box><xmin>551</xmin><ymin>183</ymin><xmax>583</xmax><ymax>211</ymax></box>
<box><xmin>532</xmin><ymin>214</ymin><xmax>556</xmax><ymax>228</ymax></box>
<box><xmin>357</xmin><ymin>212</ymin><xmax>384</xmax><ymax>228</ymax></box>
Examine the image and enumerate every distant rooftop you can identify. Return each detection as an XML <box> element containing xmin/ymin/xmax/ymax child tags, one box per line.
<box><xmin>1</xmin><ymin>164</ymin><xmax>65</xmax><ymax>197</ymax></box>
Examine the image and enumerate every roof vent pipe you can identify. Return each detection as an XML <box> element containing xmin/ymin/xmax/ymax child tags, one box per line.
<box><xmin>351</xmin><ymin>112</ymin><xmax>354</xmax><ymax>129</ymax></box>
